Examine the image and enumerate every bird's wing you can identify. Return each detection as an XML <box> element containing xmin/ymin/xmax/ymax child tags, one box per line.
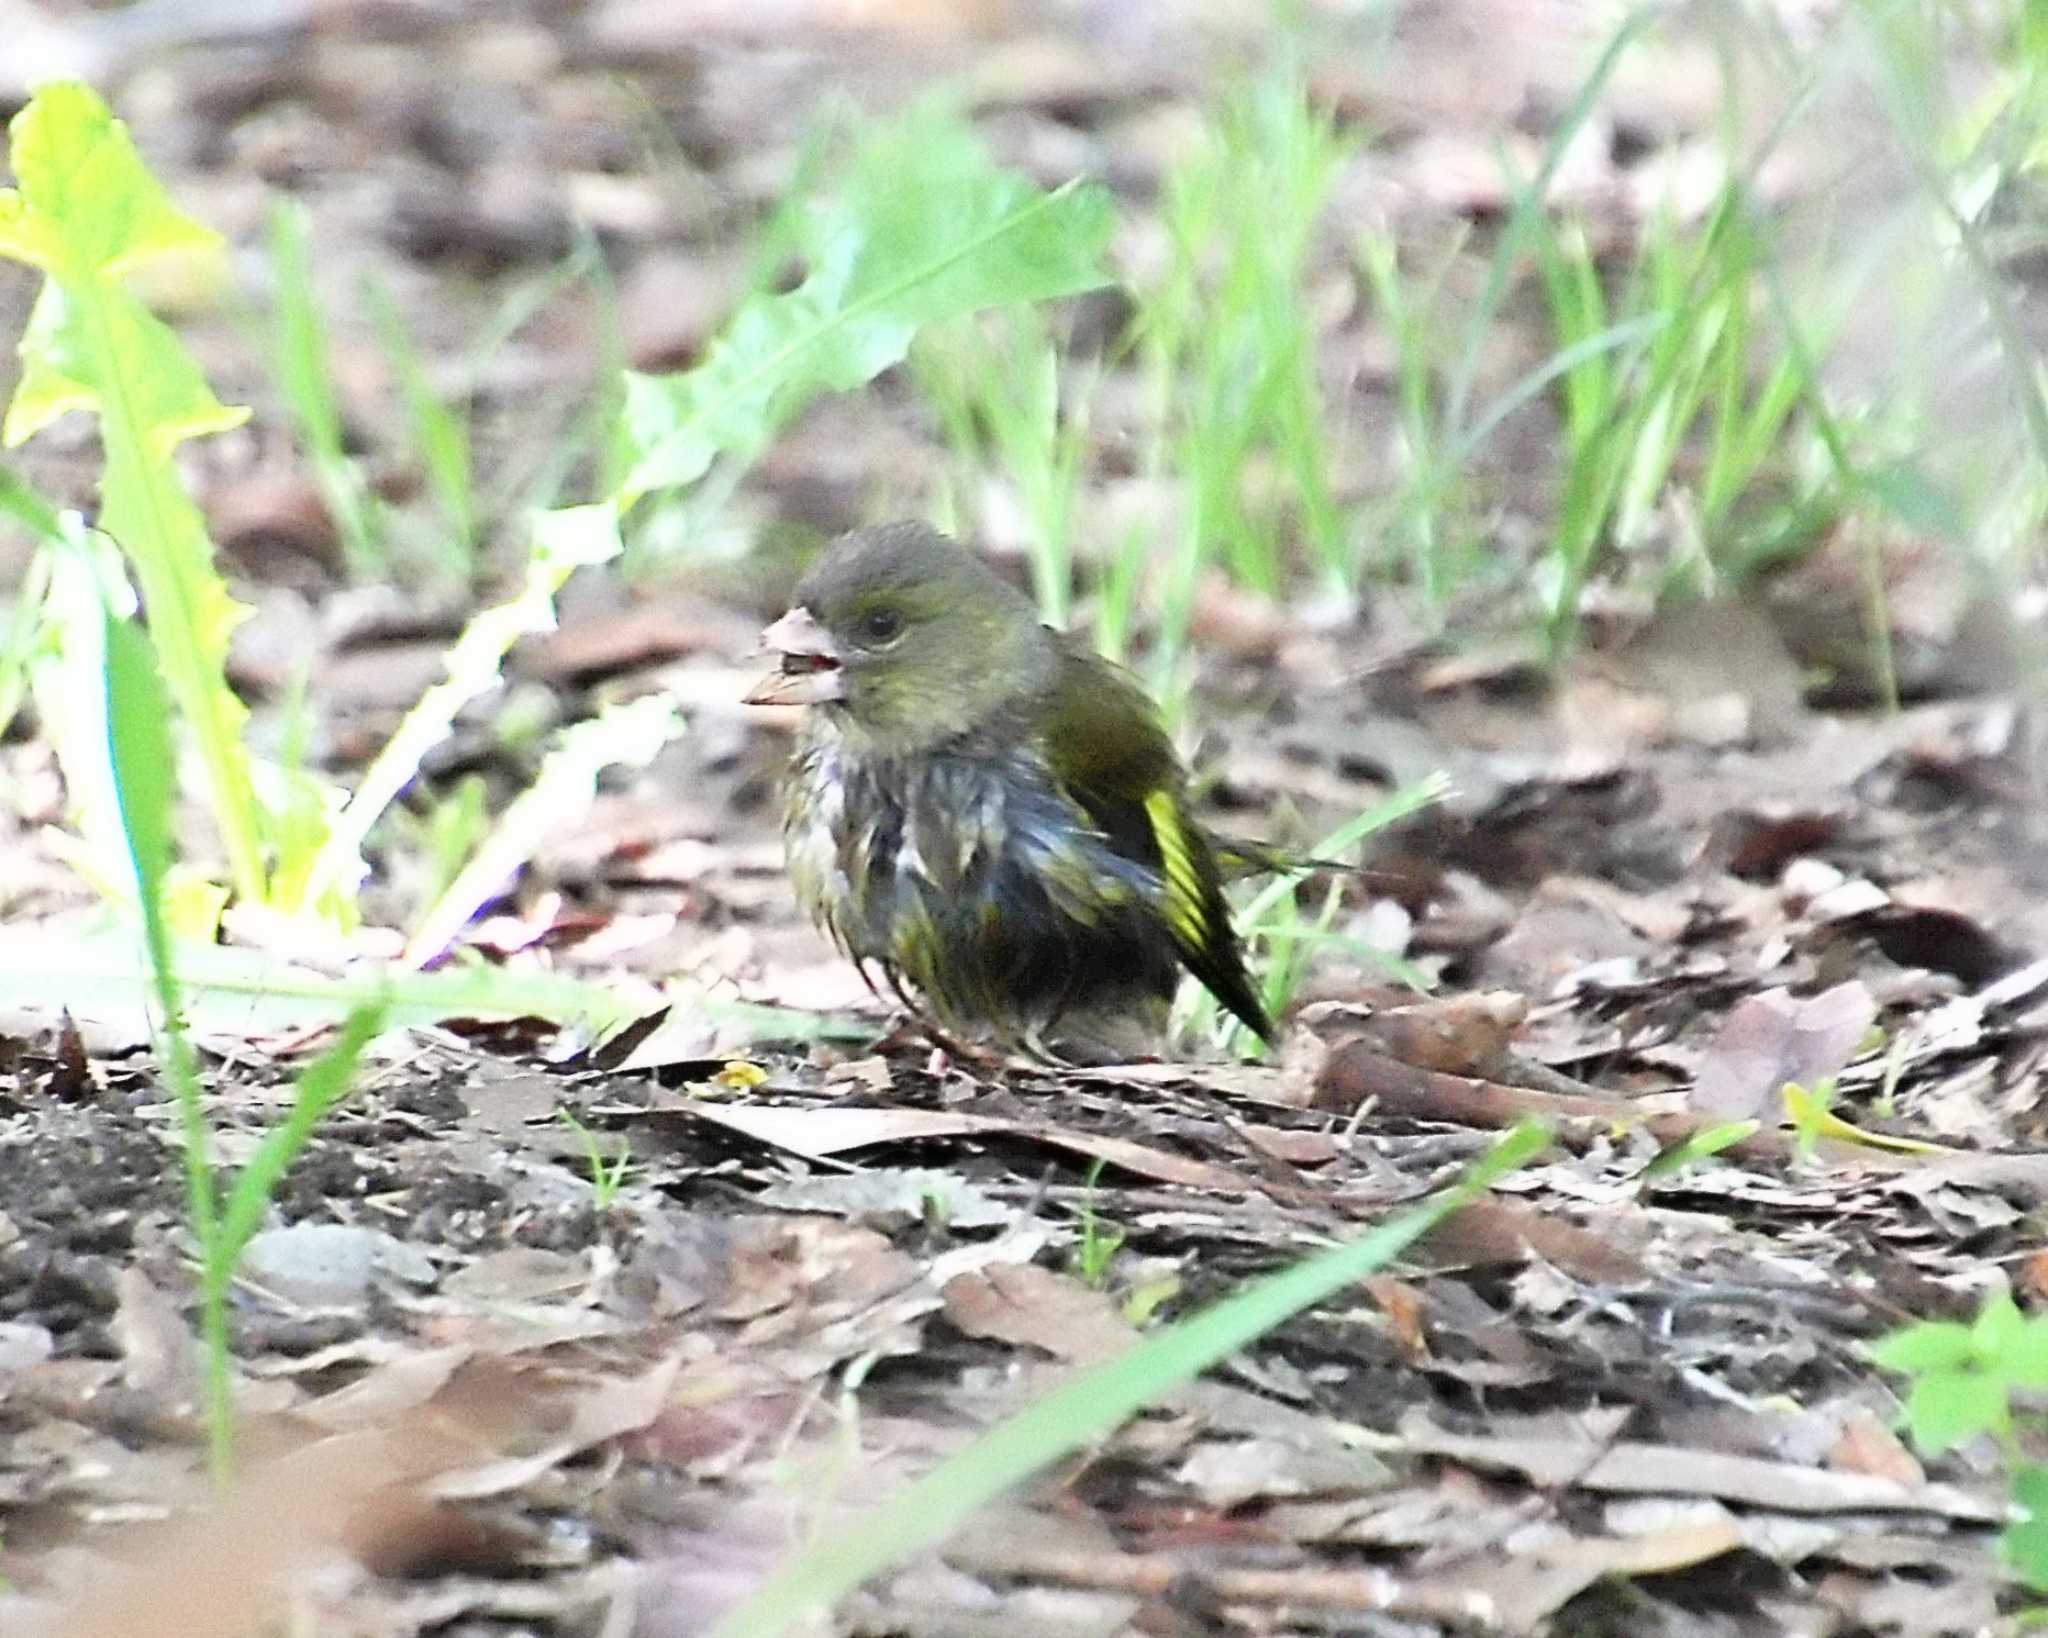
<box><xmin>1038</xmin><ymin>646</ymin><xmax>1275</xmax><ymax>1043</ymax></box>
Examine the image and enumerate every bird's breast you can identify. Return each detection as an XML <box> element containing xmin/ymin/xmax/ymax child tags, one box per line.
<box><xmin>784</xmin><ymin>738</ymin><xmax>940</xmax><ymax>938</ymax></box>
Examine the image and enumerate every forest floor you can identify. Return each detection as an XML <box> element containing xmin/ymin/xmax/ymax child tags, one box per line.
<box><xmin>4</xmin><ymin>1</ymin><xmax>2048</xmax><ymax>1634</ymax></box>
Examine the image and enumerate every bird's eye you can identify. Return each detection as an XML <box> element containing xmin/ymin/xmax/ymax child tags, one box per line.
<box><xmin>859</xmin><ymin>608</ymin><xmax>904</xmax><ymax>644</ymax></box>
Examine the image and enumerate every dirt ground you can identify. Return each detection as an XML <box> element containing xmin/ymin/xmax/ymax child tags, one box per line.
<box><xmin>5</xmin><ymin>1</ymin><xmax>2048</xmax><ymax>1634</ymax></box>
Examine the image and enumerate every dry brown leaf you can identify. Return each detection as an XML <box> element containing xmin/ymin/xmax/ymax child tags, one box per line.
<box><xmin>1418</xmin><ymin>1200</ymin><xmax>1648</xmax><ymax>1284</ymax></box>
<box><xmin>34</xmin><ymin>1425</ymin><xmax>470</xmax><ymax>1638</ymax></box>
<box><xmin>1824</xmin><ymin>1407</ymin><xmax>1924</xmax><ymax>1489</ymax></box>
<box><xmin>1321</xmin><ymin>991</ymin><xmax>1528</xmax><ymax>1078</ymax></box>
<box><xmin>430</xmin><ymin>1348</ymin><xmax>686</xmax><ymax>1500</ymax></box>
<box><xmin>1691</xmin><ymin>982</ymin><xmax>1877</xmax><ymax>1121</ymax></box>
<box><xmin>1398</xmin><ymin>1411</ymin><xmax>1999</xmax><ymax>1518</ymax></box>
<box><xmin>1362</xmin><ymin>1274</ymin><xmax>1430</xmax><ymax>1360</ymax></box>
<box><xmin>111</xmin><ymin>1267</ymin><xmax>201</xmax><ymax>1406</ymax></box>
<box><xmin>942</xmin><ymin>1263</ymin><xmax>1134</xmax><ymax>1364</ymax></box>
<box><xmin>300</xmin><ymin>1344</ymin><xmax>476</xmax><ymax>1431</ymax></box>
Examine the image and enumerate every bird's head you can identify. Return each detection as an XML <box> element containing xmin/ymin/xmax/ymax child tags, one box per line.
<box><xmin>745</xmin><ymin>522</ymin><xmax>1056</xmax><ymax>753</ymax></box>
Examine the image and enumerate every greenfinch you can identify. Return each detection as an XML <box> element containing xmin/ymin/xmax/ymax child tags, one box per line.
<box><xmin>746</xmin><ymin>522</ymin><xmax>1275</xmax><ymax>1059</ymax></box>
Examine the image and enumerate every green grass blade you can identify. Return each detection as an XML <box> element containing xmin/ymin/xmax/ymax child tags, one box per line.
<box><xmin>1192</xmin><ymin>773</ymin><xmax>1450</xmax><ymax>1055</ymax></box>
<box><xmin>710</xmin><ymin>1121</ymin><xmax>1551</xmax><ymax>1638</ymax></box>
<box><xmin>1235</xmin><ymin>773</ymin><xmax>1453</xmax><ymax>932</ymax></box>
<box><xmin>216</xmin><ymin>1001</ymin><xmax>386</xmax><ymax>1263</ymax></box>
<box><xmin>1448</xmin><ymin>314</ymin><xmax>1671</xmax><ymax>475</ymax></box>
<box><xmin>105</xmin><ymin>599</ymin><xmax>236</xmax><ymax>1476</ymax></box>
<box><xmin>1439</xmin><ymin>10</ymin><xmax>1656</xmax><ymax>443</ymax></box>
<box><xmin>267</xmin><ymin>200</ymin><xmax>384</xmax><ymax>578</ymax></box>
<box><xmin>367</xmin><ymin>276</ymin><xmax>477</xmax><ymax>575</ymax></box>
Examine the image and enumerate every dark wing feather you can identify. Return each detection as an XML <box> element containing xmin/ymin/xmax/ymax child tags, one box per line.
<box><xmin>1037</xmin><ymin>644</ymin><xmax>1276</xmax><ymax>1043</ymax></box>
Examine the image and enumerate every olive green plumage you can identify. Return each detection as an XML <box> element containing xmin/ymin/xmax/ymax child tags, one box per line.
<box><xmin>746</xmin><ymin>521</ymin><xmax>1274</xmax><ymax>1057</ymax></box>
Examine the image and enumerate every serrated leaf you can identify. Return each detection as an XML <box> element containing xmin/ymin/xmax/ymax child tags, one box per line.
<box><xmin>619</xmin><ymin>108</ymin><xmax>1111</xmax><ymax>502</ymax></box>
<box><xmin>295</xmin><ymin>503</ymin><xmax>624</xmax><ymax>912</ymax></box>
<box><xmin>3</xmin><ymin>287</ymin><xmax>91</xmax><ymax>445</ymax></box>
<box><xmin>1</xmin><ymin>83</ymin><xmax>264</xmax><ymax>905</ymax></box>
<box><xmin>5</xmin><ymin>284</ymin><xmax>246</xmax><ymax>456</ymax></box>
<box><xmin>0</xmin><ymin>192</ymin><xmax>50</xmax><ymax>267</ymax></box>
<box><xmin>1</xmin><ymin>81</ymin><xmax>225</xmax><ymax>277</ymax></box>
<box><xmin>531</xmin><ymin>500</ymin><xmax>625</xmax><ymax>574</ymax></box>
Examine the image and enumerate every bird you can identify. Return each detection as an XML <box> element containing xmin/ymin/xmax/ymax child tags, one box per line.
<box><xmin>744</xmin><ymin>520</ymin><xmax>1278</xmax><ymax>1061</ymax></box>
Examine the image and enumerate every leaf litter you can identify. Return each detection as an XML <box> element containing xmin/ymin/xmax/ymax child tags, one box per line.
<box><xmin>2</xmin><ymin>4</ymin><xmax>2047</xmax><ymax>1636</ymax></box>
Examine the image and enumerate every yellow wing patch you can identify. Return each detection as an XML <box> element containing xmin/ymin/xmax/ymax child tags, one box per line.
<box><xmin>1144</xmin><ymin>790</ymin><xmax>1213</xmax><ymax>947</ymax></box>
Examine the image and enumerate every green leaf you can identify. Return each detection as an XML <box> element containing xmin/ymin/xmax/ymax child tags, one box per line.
<box><xmin>6</xmin><ymin>283</ymin><xmax>246</xmax><ymax>455</ymax></box>
<box><xmin>0</xmin><ymin>926</ymin><xmax>649</xmax><ymax>1037</ymax></box>
<box><xmin>31</xmin><ymin>528</ymin><xmax>144</xmax><ymax>902</ymax></box>
<box><xmin>0</xmin><ymin>925</ymin><xmax>861</xmax><ymax>1052</ymax></box>
<box><xmin>367</xmin><ymin>276</ymin><xmax>475</xmax><ymax>566</ymax></box>
<box><xmin>103</xmin><ymin>607</ymin><xmax>176</xmax><ymax>982</ymax></box>
<box><xmin>619</xmin><ymin>105</ymin><xmax>1111</xmax><ymax>502</ymax></box>
<box><xmin>1856</xmin><ymin>457</ymin><xmax>1970</xmax><ymax>541</ymax></box>
<box><xmin>104</xmin><ymin>572</ymin><xmax>233</xmax><ymax>1478</ymax></box>
<box><xmin>2003</xmin><ymin>1316</ymin><xmax>2048</xmax><ymax>1389</ymax></box>
<box><xmin>0</xmin><ymin>461</ymin><xmax>64</xmax><ymax>541</ymax></box>
<box><xmin>1869</xmin><ymin>1319</ymin><xmax>1978</xmax><ymax>1375</ymax></box>
<box><xmin>216</xmin><ymin>1001</ymin><xmax>386</xmax><ymax>1264</ymax></box>
<box><xmin>267</xmin><ymin>200</ymin><xmax>384</xmax><ymax>578</ymax></box>
<box><xmin>1640</xmin><ymin>1119</ymin><xmax>1760</xmax><ymax>1179</ymax></box>
<box><xmin>292</xmin><ymin>502</ymin><xmax>624</xmax><ymax>912</ymax></box>
<box><xmin>2007</xmin><ymin>1463</ymin><xmax>2048</xmax><ymax>1591</ymax></box>
<box><xmin>0</xmin><ymin>82</ymin><xmax>222</xmax><ymax>276</ymax></box>
<box><xmin>1</xmin><ymin>83</ymin><xmax>264</xmax><ymax>904</ymax></box>
<box><xmin>1975</xmin><ymin>1290</ymin><xmax>2028</xmax><ymax>1356</ymax></box>
<box><xmin>1902</xmin><ymin>1368</ymin><xmax>2009</xmax><ymax>1454</ymax></box>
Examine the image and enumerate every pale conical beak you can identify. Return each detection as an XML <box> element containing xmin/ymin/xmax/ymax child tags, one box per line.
<box><xmin>743</xmin><ymin>606</ymin><xmax>846</xmax><ymax>706</ymax></box>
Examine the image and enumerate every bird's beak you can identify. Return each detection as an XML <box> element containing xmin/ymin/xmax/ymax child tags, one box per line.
<box><xmin>744</xmin><ymin>606</ymin><xmax>846</xmax><ymax>706</ymax></box>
